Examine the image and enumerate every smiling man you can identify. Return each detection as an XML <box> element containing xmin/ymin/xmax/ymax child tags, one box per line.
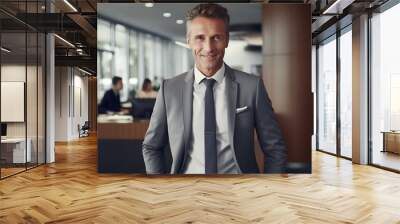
<box><xmin>142</xmin><ymin>3</ymin><xmax>287</xmax><ymax>174</ymax></box>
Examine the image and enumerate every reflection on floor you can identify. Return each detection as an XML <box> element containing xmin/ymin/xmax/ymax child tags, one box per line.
<box><xmin>373</xmin><ymin>150</ymin><xmax>400</xmax><ymax>171</ymax></box>
<box><xmin>0</xmin><ymin>167</ymin><xmax>25</xmax><ymax>178</ymax></box>
<box><xmin>0</xmin><ymin>163</ymin><xmax>42</xmax><ymax>178</ymax></box>
<box><xmin>0</xmin><ymin>135</ymin><xmax>400</xmax><ymax>223</ymax></box>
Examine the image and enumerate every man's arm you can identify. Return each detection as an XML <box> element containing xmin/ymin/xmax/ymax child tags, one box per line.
<box><xmin>142</xmin><ymin>80</ymin><xmax>168</xmax><ymax>174</ymax></box>
<box><xmin>254</xmin><ymin>78</ymin><xmax>287</xmax><ymax>173</ymax></box>
<box><xmin>98</xmin><ymin>91</ymin><xmax>110</xmax><ymax>114</ymax></box>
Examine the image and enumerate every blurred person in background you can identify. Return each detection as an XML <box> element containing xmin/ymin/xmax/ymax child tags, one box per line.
<box><xmin>137</xmin><ymin>78</ymin><xmax>158</xmax><ymax>98</ymax></box>
<box><xmin>99</xmin><ymin>76</ymin><xmax>129</xmax><ymax>114</ymax></box>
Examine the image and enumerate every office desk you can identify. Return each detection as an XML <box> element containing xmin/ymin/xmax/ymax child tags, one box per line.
<box><xmin>1</xmin><ymin>138</ymin><xmax>31</xmax><ymax>164</ymax></box>
<box><xmin>382</xmin><ymin>131</ymin><xmax>400</xmax><ymax>154</ymax></box>
<box><xmin>97</xmin><ymin>118</ymin><xmax>150</xmax><ymax>173</ymax></box>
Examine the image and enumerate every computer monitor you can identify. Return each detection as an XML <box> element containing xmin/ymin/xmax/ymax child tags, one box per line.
<box><xmin>1</xmin><ymin>123</ymin><xmax>7</xmax><ymax>137</ymax></box>
<box><xmin>131</xmin><ymin>98</ymin><xmax>156</xmax><ymax>119</ymax></box>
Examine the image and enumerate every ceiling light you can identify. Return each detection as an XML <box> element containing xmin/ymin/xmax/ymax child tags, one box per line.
<box><xmin>78</xmin><ymin>67</ymin><xmax>92</xmax><ymax>76</ymax></box>
<box><xmin>163</xmin><ymin>12</ymin><xmax>172</xmax><ymax>18</ymax></box>
<box><xmin>322</xmin><ymin>0</ymin><xmax>354</xmax><ymax>15</ymax></box>
<box><xmin>1</xmin><ymin>47</ymin><xmax>11</xmax><ymax>53</ymax></box>
<box><xmin>144</xmin><ymin>3</ymin><xmax>154</xmax><ymax>8</ymax></box>
<box><xmin>176</xmin><ymin>20</ymin><xmax>184</xmax><ymax>24</ymax></box>
<box><xmin>63</xmin><ymin>0</ymin><xmax>78</xmax><ymax>12</ymax></box>
<box><xmin>54</xmin><ymin>34</ymin><xmax>75</xmax><ymax>48</ymax></box>
<box><xmin>175</xmin><ymin>41</ymin><xmax>189</xmax><ymax>49</ymax></box>
<box><xmin>41</xmin><ymin>5</ymin><xmax>46</xmax><ymax>10</ymax></box>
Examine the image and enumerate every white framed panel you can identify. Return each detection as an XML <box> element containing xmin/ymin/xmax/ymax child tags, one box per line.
<box><xmin>1</xmin><ymin>81</ymin><xmax>25</xmax><ymax>122</ymax></box>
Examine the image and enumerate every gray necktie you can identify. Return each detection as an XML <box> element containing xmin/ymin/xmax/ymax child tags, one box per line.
<box><xmin>203</xmin><ymin>78</ymin><xmax>217</xmax><ymax>174</ymax></box>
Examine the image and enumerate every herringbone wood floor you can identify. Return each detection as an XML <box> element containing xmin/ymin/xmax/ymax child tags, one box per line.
<box><xmin>1</xmin><ymin>134</ymin><xmax>400</xmax><ymax>224</ymax></box>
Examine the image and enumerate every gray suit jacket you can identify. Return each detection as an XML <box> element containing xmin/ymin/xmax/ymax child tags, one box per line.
<box><xmin>142</xmin><ymin>65</ymin><xmax>287</xmax><ymax>174</ymax></box>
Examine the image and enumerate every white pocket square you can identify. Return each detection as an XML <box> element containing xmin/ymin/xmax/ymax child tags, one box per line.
<box><xmin>236</xmin><ymin>106</ymin><xmax>248</xmax><ymax>114</ymax></box>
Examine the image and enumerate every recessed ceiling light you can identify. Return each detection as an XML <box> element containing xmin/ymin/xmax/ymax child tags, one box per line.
<box><xmin>41</xmin><ymin>5</ymin><xmax>45</xmax><ymax>10</ymax></box>
<box><xmin>54</xmin><ymin>34</ymin><xmax>75</xmax><ymax>48</ymax></box>
<box><xmin>1</xmin><ymin>47</ymin><xmax>11</xmax><ymax>53</ymax></box>
<box><xmin>78</xmin><ymin>67</ymin><xmax>92</xmax><ymax>76</ymax></box>
<box><xmin>175</xmin><ymin>41</ymin><xmax>189</xmax><ymax>49</ymax></box>
<box><xmin>176</xmin><ymin>19</ymin><xmax>184</xmax><ymax>24</ymax></box>
<box><xmin>63</xmin><ymin>0</ymin><xmax>78</xmax><ymax>12</ymax></box>
<box><xmin>163</xmin><ymin>12</ymin><xmax>172</xmax><ymax>18</ymax></box>
<box><xmin>145</xmin><ymin>3</ymin><xmax>154</xmax><ymax>8</ymax></box>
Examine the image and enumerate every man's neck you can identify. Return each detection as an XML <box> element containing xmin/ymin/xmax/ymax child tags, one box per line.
<box><xmin>196</xmin><ymin>63</ymin><xmax>223</xmax><ymax>77</ymax></box>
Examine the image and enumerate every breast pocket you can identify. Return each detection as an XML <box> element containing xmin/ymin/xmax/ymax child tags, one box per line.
<box><xmin>236</xmin><ymin>106</ymin><xmax>253</xmax><ymax>128</ymax></box>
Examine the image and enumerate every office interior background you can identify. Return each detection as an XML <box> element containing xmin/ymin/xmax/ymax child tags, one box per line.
<box><xmin>96</xmin><ymin>3</ymin><xmax>295</xmax><ymax>174</ymax></box>
<box><xmin>97</xmin><ymin>3</ymin><xmax>262</xmax><ymax>102</ymax></box>
<box><xmin>0</xmin><ymin>0</ymin><xmax>400</xmax><ymax>222</ymax></box>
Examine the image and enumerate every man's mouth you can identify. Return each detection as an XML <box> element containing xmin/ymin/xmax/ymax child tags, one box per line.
<box><xmin>201</xmin><ymin>55</ymin><xmax>217</xmax><ymax>59</ymax></box>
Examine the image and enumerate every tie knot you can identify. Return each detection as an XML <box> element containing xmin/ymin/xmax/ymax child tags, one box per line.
<box><xmin>203</xmin><ymin>78</ymin><xmax>216</xmax><ymax>88</ymax></box>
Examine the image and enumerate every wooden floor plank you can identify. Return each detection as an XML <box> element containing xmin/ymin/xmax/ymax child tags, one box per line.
<box><xmin>0</xmin><ymin>134</ymin><xmax>399</xmax><ymax>223</ymax></box>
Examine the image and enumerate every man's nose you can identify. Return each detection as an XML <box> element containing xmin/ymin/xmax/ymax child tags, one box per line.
<box><xmin>203</xmin><ymin>39</ymin><xmax>215</xmax><ymax>53</ymax></box>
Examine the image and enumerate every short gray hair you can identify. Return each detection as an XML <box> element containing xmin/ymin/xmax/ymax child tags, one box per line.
<box><xmin>186</xmin><ymin>3</ymin><xmax>230</xmax><ymax>34</ymax></box>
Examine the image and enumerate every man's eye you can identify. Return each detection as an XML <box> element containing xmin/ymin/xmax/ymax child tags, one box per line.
<box><xmin>214</xmin><ymin>36</ymin><xmax>221</xmax><ymax>41</ymax></box>
<box><xmin>195</xmin><ymin>36</ymin><xmax>204</xmax><ymax>41</ymax></box>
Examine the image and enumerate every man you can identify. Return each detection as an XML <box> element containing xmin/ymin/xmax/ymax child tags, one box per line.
<box><xmin>99</xmin><ymin>76</ymin><xmax>123</xmax><ymax>114</ymax></box>
<box><xmin>142</xmin><ymin>3</ymin><xmax>287</xmax><ymax>174</ymax></box>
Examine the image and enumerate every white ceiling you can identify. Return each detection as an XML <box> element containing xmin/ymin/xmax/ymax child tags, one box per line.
<box><xmin>97</xmin><ymin>3</ymin><xmax>262</xmax><ymax>42</ymax></box>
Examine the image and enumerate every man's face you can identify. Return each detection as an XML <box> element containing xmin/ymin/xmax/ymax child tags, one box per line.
<box><xmin>187</xmin><ymin>16</ymin><xmax>229</xmax><ymax>76</ymax></box>
<box><xmin>115</xmin><ymin>80</ymin><xmax>123</xmax><ymax>91</ymax></box>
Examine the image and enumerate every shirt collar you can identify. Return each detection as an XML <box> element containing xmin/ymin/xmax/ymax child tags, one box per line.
<box><xmin>194</xmin><ymin>63</ymin><xmax>225</xmax><ymax>85</ymax></box>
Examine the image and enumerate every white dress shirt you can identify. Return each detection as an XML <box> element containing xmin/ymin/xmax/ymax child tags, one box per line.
<box><xmin>183</xmin><ymin>64</ymin><xmax>241</xmax><ymax>174</ymax></box>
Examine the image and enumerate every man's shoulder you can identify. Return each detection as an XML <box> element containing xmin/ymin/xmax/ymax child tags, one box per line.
<box><xmin>163</xmin><ymin>71</ymin><xmax>190</xmax><ymax>86</ymax></box>
<box><xmin>229</xmin><ymin>68</ymin><xmax>260</xmax><ymax>85</ymax></box>
<box><xmin>104</xmin><ymin>89</ymin><xmax>114</xmax><ymax>96</ymax></box>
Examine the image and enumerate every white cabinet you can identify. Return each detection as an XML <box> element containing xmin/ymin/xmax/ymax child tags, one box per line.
<box><xmin>1</xmin><ymin>138</ymin><xmax>32</xmax><ymax>163</ymax></box>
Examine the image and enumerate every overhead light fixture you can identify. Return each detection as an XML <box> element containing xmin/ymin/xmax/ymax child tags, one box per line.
<box><xmin>1</xmin><ymin>47</ymin><xmax>11</xmax><ymax>53</ymax></box>
<box><xmin>175</xmin><ymin>41</ymin><xmax>189</xmax><ymax>49</ymax></box>
<box><xmin>163</xmin><ymin>12</ymin><xmax>172</xmax><ymax>18</ymax></box>
<box><xmin>54</xmin><ymin>34</ymin><xmax>75</xmax><ymax>48</ymax></box>
<box><xmin>41</xmin><ymin>5</ymin><xmax>46</xmax><ymax>11</ymax></box>
<box><xmin>78</xmin><ymin>67</ymin><xmax>92</xmax><ymax>76</ymax></box>
<box><xmin>63</xmin><ymin>0</ymin><xmax>78</xmax><ymax>12</ymax></box>
<box><xmin>144</xmin><ymin>3</ymin><xmax>154</xmax><ymax>8</ymax></box>
<box><xmin>176</xmin><ymin>19</ymin><xmax>184</xmax><ymax>25</ymax></box>
<box><xmin>322</xmin><ymin>0</ymin><xmax>354</xmax><ymax>15</ymax></box>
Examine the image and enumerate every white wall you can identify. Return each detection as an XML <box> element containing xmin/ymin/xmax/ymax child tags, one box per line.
<box><xmin>55</xmin><ymin>67</ymin><xmax>89</xmax><ymax>141</ymax></box>
<box><xmin>224</xmin><ymin>40</ymin><xmax>262</xmax><ymax>75</ymax></box>
<box><xmin>312</xmin><ymin>45</ymin><xmax>317</xmax><ymax>151</ymax></box>
<box><xmin>1</xmin><ymin>63</ymin><xmax>46</xmax><ymax>164</ymax></box>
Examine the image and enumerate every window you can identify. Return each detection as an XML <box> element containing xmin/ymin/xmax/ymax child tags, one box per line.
<box><xmin>370</xmin><ymin>2</ymin><xmax>400</xmax><ymax>171</ymax></box>
<box><xmin>317</xmin><ymin>35</ymin><xmax>337</xmax><ymax>154</ymax></box>
<box><xmin>97</xmin><ymin>18</ymin><xmax>192</xmax><ymax>103</ymax></box>
<box><xmin>339</xmin><ymin>28</ymin><xmax>352</xmax><ymax>158</ymax></box>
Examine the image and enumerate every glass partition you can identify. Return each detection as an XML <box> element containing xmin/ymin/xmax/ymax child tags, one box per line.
<box><xmin>0</xmin><ymin>1</ymin><xmax>46</xmax><ymax>179</ymax></box>
<box><xmin>97</xmin><ymin>18</ymin><xmax>193</xmax><ymax>103</ymax></box>
<box><xmin>339</xmin><ymin>27</ymin><xmax>352</xmax><ymax>158</ymax></box>
<box><xmin>370</xmin><ymin>3</ymin><xmax>400</xmax><ymax>171</ymax></box>
<box><xmin>1</xmin><ymin>30</ymin><xmax>28</xmax><ymax>177</ymax></box>
<box><xmin>317</xmin><ymin>35</ymin><xmax>337</xmax><ymax>155</ymax></box>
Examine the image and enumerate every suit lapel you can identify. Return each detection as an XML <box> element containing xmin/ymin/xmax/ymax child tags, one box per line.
<box><xmin>179</xmin><ymin>69</ymin><xmax>194</xmax><ymax>173</ymax></box>
<box><xmin>225</xmin><ymin>66</ymin><xmax>238</xmax><ymax>151</ymax></box>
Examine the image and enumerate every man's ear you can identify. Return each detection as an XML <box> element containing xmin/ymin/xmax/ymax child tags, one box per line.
<box><xmin>225</xmin><ymin>32</ymin><xmax>230</xmax><ymax>48</ymax></box>
<box><xmin>186</xmin><ymin>32</ymin><xmax>190</xmax><ymax>46</ymax></box>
